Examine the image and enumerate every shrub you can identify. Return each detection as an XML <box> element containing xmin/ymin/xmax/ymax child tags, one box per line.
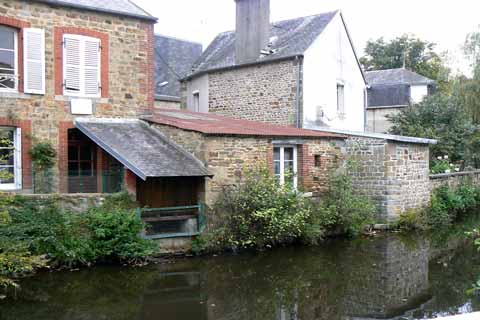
<box><xmin>206</xmin><ymin>166</ymin><xmax>377</xmax><ymax>251</ymax></box>
<box><xmin>214</xmin><ymin>166</ymin><xmax>311</xmax><ymax>250</ymax></box>
<box><xmin>0</xmin><ymin>192</ymin><xmax>157</xmax><ymax>292</ymax></box>
<box><xmin>423</xmin><ymin>183</ymin><xmax>480</xmax><ymax>229</ymax></box>
<box><xmin>303</xmin><ymin>173</ymin><xmax>376</xmax><ymax>244</ymax></box>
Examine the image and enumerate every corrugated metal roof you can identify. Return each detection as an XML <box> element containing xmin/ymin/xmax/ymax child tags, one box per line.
<box><xmin>30</xmin><ymin>0</ymin><xmax>157</xmax><ymax>21</ymax></box>
<box><xmin>186</xmin><ymin>11</ymin><xmax>338</xmax><ymax>78</ymax></box>
<box><xmin>75</xmin><ymin>119</ymin><xmax>210</xmax><ymax>180</ymax></box>
<box><xmin>144</xmin><ymin>109</ymin><xmax>345</xmax><ymax>139</ymax></box>
<box><xmin>365</xmin><ymin>68</ymin><xmax>435</xmax><ymax>86</ymax></box>
<box><xmin>155</xmin><ymin>35</ymin><xmax>203</xmax><ymax>99</ymax></box>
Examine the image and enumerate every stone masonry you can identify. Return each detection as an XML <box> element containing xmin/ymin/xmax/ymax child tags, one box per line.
<box><xmin>154</xmin><ymin>122</ymin><xmax>433</xmax><ymax>223</ymax></box>
<box><xmin>345</xmin><ymin>137</ymin><xmax>431</xmax><ymax>222</ymax></box>
<box><xmin>194</xmin><ymin>58</ymin><xmax>302</xmax><ymax>126</ymax></box>
<box><xmin>0</xmin><ymin>0</ymin><xmax>155</xmax><ymax>192</ymax></box>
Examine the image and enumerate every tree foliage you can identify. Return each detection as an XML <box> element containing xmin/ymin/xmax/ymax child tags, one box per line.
<box><xmin>360</xmin><ymin>34</ymin><xmax>450</xmax><ymax>91</ymax></box>
<box><xmin>388</xmin><ymin>93</ymin><xmax>480</xmax><ymax>167</ymax></box>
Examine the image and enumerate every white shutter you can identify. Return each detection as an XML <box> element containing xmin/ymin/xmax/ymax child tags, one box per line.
<box><xmin>23</xmin><ymin>28</ymin><xmax>45</xmax><ymax>94</ymax></box>
<box><xmin>84</xmin><ymin>38</ymin><xmax>100</xmax><ymax>97</ymax></box>
<box><xmin>64</xmin><ymin>36</ymin><xmax>81</xmax><ymax>93</ymax></box>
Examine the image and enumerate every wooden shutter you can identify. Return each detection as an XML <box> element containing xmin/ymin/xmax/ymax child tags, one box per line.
<box><xmin>84</xmin><ymin>38</ymin><xmax>100</xmax><ymax>97</ymax></box>
<box><xmin>63</xmin><ymin>36</ymin><xmax>81</xmax><ymax>93</ymax></box>
<box><xmin>23</xmin><ymin>28</ymin><xmax>45</xmax><ymax>94</ymax></box>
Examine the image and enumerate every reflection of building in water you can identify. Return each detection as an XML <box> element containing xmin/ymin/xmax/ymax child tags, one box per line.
<box><xmin>277</xmin><ymin>303</ymin><xmax>299</xmax><ymax>320</ymax></box>
<box><xmin>297</xmin><ymin>235</ymin><xmax>432</xmax><ymax>320</ymax></box>
<box><xmin>341</xmin><ymin>236</ymin><xmax>432</xmax><ymax>319</ymax></box>
<box><xmin>141</xmin><ymin>271</ymin><xmax>208</xmax><ymax>320</ymax></box>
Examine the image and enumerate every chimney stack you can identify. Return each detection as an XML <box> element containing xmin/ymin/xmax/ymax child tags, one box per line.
<box><xmin>235</xmin><ymin>0</ymin><xmax>270</xmax><ymax>64</ymax></box>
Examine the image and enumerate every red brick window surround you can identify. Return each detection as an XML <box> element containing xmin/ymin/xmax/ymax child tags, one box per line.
<box><xmin>0</xmin><ymin>16</ymin><xmax>31</xmax><ymax>93</ymax></box>
<box><xmin>54</xmin><ymin>27</ymin><xmax>109</xmax><ymax>98</ymax></box>
<box><xmin>0</xmin><ymin>118</ymin><xmax>33</xmax><ymax>190</ymax></box>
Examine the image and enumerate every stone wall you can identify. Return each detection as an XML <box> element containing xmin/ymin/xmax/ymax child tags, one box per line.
<box><xmin>207</xmin><ymin>59</ymin><xmax>301</xmax><ymax>126</ymax></box>
<box><xmin>19</xmin><ymin>193</ymin><xmax>107</xmax><ymax>213</ymax></box>
<box><xmin>345</xmin><ymin>137</ymin><xmax>430</xmax><ymax>222</ymax></box>
<box><xmin>0</xmin><ymin>0</ymin><xmax>155</xmax><ymax>192</ymax></box>
<box><xmin>429</xmin><ymin>170</ymin><xmax>480</xmax><ymax>191</ymax></box>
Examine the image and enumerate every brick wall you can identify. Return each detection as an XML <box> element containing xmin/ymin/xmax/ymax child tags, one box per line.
<box><xmin>206</xmin><ymin>59</ymin><xmax>301</xmax><ymax>126</ymax></box>
<box><xmin>0</xmin><ymin>0</ymin><xmax>155</xmax><ymax>192</ymax></box>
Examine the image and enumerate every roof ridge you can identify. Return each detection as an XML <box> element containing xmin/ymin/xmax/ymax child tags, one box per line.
<box><xmin>213</xmin><ymin>10</ymin><xmax>339</xmax><ymax>36</ymax></box>
<box><xmin>126</xmin><ymin>0</ymin><xmax>154</xmax><ymax>18</ymax></box>
<box><xmin>155</xmin><ymin>33</ymin><xmax>203</xmax><ymax>46</ymax></box>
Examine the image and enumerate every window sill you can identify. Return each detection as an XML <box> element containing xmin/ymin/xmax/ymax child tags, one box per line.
<box><xmin>55</xmin><ymin>95</ymin><xmax>110</xmax><ymax>104</ymax></box>
<box><xmin>0</xmin><ymin>91</ymin><xmax>34</xmax><ymax>100</ymax></box>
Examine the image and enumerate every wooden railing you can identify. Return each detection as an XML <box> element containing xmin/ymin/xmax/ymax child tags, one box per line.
<box><xmin>137</xmin><ymin>204</ymin><xmax>207</xmax><ymax>239</ymax></box>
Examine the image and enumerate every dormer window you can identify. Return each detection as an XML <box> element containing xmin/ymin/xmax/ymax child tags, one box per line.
<box><xmin>63</xmin><ymin>34</ymin><xmax>101</xmax><ymax>98</ymax></box>
<box><xmin>0</xmin><ymin>26</ymin><xmax>18</xmax><ymax>91</ymax></box>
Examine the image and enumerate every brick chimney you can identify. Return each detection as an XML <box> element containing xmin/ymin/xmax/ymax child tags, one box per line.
<box><xmin>235</xmin><ymin>0</ymin><xmax>270</xmax><ymax>64</ymax></box>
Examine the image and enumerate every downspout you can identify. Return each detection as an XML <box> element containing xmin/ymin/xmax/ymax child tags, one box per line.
<box><xmin>295</xmin><ymin>56</ymin><xmax>302</xmax><ymax>128</ymax></box>
<box><xmin>364</xmin><ymin>85</ymin><xmax>369</xmax><ymax>132</ymax></box>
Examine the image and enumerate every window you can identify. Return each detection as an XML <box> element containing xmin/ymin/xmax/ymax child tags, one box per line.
<box><xmin>336</xmin><ymin>83</ymin><xmax>345</xmax><ymax>114</ymax></box>
<box><xmin>274</xmin><ymin>146</ymin><xmax>297</xmax><ymax>189</ymax></box>
<box><xmin>314</xmin><ymin>155</ymin><xmax>321</xmax><ymax>167</ymax></box>
<box><xmin>0</xmin><ymin>127</ymin><xmax>21</xmax><ymax>190</ymax></box>
<box><xmin>63</xmin><ymin>34</ymin><xmax>101</xmax><ymax>97</ymax></box>
<box><xmin>0</xmin><ymin>26</ymin><xmax>17</xmax><ymax>91</ymax></box>
<box><xmin>193</xmin><ymin>91</ymin><xmax>200</xmax><ymax>112</ymax></box>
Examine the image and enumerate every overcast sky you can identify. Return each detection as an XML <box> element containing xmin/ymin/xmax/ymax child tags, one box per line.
<box><xmin>134</xmin><ymin>0</ymin><xmax>480</xmax><ymax>74</ymax></box>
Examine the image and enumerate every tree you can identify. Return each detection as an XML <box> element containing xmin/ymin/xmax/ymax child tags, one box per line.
<box><xmin>464</xmin><ymin>28</ymin><xmax>480</xmax><ymax>78</ymax></box>
<box><xmin>360</xmin><ymin>34</ymin><xmax>450</xmax><ymax>91</ymax></box>
<box><xmin>387</xmin><ymin>93</ymin><xmax>480</xmax><ymax>168</ymax></box>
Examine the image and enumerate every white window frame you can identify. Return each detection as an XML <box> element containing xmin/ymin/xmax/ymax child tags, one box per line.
<box><xmin>192</xmin><ymin>90</ymin><xmax>200</xmax><ymax>112</ymax></box>
<box><xmin>0</xmin><ymin>127</ymin><xmax>22</xmax><ymax>190</ymax></box>
<box><xmin>274</xmin><ymin>145</ymin><xmax>298</xmax><ymax>189</ymax></box>
<box><xmin>0</xmin><ymin>26</ymin><xmax>18</xmax><ymax>93</ymax></box>
<box><xmin>336</xmin><ymin>82</ymin><xmax>345</xmax><ymax>115</ymax></box>
<box><xmin>62</xmin><ymin>34</ymin><xmax>101</xmax><ymax>98</ymax></box>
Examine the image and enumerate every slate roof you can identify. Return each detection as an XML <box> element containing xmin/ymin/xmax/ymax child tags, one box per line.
<box><xmin>186</xmin><ymin>11</ymin><xmax>339</xmax><ymax>79</ymax></box>
<box><xmin>366</xmin><ymin>68</ymin><xmax>435</xmax><ymax>108</ymax></box>
<box><xmin>365</xmin><ymin>68</ymin><xmax>435</xmax><ymax>86</ymax></box>
<box><xmin>30</xmin><ymin>0</ymin><xmax>157</xmax><ymax>21</ymax></box>
<box><xmin>367</xmin><ymin>84</ymin><xmax>411</xmax><ymax>108</ymax></box>
<box><xmin>155</xmin><ymin>35</ymin><xmax>203</xmax><ymax>100</ymax></box>
<box><xmin>144</xmin><ymin>109</ymin><xmax>345</xmax><ymax>139</ymax></box>
<box><xmin>75</xmin><ymin>119</ymin><xmax>210</xmax><ymax>180</ymax></box>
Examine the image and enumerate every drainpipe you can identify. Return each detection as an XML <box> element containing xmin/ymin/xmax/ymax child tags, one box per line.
<box><xmin>295</xmin><ymin>56</ymin><xmax>302</xmax><ymax>128</ymax></box>
<box><xmin>364</xmin><ymin>85</ymin><xmax>369</xmax><ymax>132</ymax></box>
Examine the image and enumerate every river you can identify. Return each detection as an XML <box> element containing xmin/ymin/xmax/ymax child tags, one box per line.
<box><xmin>1</xmin><ymin>229</ymin><xmax>480</xmax><ymax>319</ymax></box>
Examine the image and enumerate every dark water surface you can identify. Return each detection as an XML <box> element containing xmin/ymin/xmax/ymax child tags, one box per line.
<box><xmin>1</xmin><ymin>232</ymin><xmax>480</xmax><ymax>320</ymax></box>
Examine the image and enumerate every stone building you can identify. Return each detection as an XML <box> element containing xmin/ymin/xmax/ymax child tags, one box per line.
<box><xmin>366</xmin><ymin>68</ymin><xmax>436</xmax><ymax>133</ymax></box>
<box><xmin>181</xmin><ymin>0</ymin><xmax>367</xmax><ymax>132</ymax></box>
<box><xmin>0</xmin><ymin>0</ymin><xmax>215</xmax><ymax>207</ymax></box>
<box><xmin>154</xmin><ymin>34</ymin><xmax>202</xmax><ymax>110</ymax></box>
<box><xmin>144</xmin><ymin>108</ymin><xmax>435</xmax><ymax>223</ymax></box>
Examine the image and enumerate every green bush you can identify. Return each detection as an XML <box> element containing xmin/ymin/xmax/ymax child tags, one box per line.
<box><xmin>203</xmin><ymin>166</ymin><xmax>377</xmax><ymax>252</ymax></box>
<box><xmin>303</xmin><ymin>173</ymin><xmax>376</xmax><ymax>244</ymax></box>
<box><xmin>214</xmin><ymin>167</ymin><xmax>311</xmax><ymax>250</ymax></box>
<box><xmin>0</xmin><ymin>192</ymin><xmax>157</xmax><ymax>291</ymax></box>
<box><xmin>422</xmin><ymin>183</ymin><xmax>480</xmax><ymax>229</ymax></box>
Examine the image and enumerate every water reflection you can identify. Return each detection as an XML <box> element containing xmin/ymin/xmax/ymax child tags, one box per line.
<box><xmin>1</xmin><ymin>233</ymin><xmax>479</xmax><ymax>320</ymax></box>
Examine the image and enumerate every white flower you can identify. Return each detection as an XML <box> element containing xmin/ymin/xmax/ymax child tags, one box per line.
<box><xmin>455</xmin><ymin>168</ymin><xmax>460</xmax><ymax>172</ymax></box>
<box><xmin>450</xmin><ymin>163</ymin><xmax>454</xmax><ymax>166</ymax></box>
<box><xmin>444</xmin><ymin>169</ymin><xmax>451</xmax><ymax>173</ymax></box>
<box><xmin>437</xmin><ymin>156</ymin><xmax>442</xmax><ymax>160</ymax></box>
<box><xmin>444</xmin><ymin>155</ymin><xmax>449</xmax><ymax>159</ymax></box>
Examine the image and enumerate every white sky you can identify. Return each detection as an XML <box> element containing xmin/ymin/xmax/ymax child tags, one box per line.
<box><xmin>134</xmin><ymin>0</ymin><xmax>480</xmax><ymax>74</ymax></box>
